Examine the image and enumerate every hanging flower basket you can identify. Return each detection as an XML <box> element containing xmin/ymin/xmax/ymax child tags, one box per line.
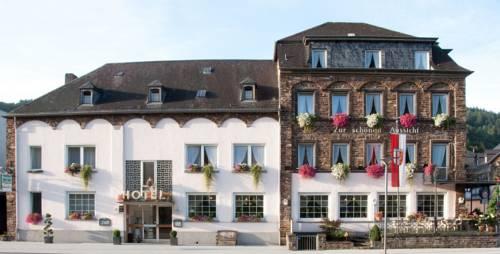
<box><xmin>405</xmin><ymin>163</ymin><xmax>416</xmax><ymax>183</ymax></box>
<box><xmin>64</xmin><ymin>163</ymin><xmax>81</xmax><ymax>176</ymax></box>
<box><xmin>331</xmin><ymin>113</ymin><xmax>349</xmax><ymax>128</ymax></box>
<box><xmin>432</xmin><ymin>113</ymin><xmax>455</xmax><ymax>128</ymax></box>
<box><xmin>331</xmin><ymin>163</ymin><xmax>349</xmax><ymax>181</ymax></box>
<box><xmin>365</xmin><ymin>113</ymin><xmax>383</xmax><ymax>128</ymax></box>
<box><xmin>26</xmin><ymin>213</ymin><xmax>43</xmax><ymax>225</ymax></box>
<box><xmin>366</xmin><ymin>164</ymin><xmax>384</xmax><ymax>179</ymax></box>
<box><xmin>233</xmin><ymin>163</ymin><xmax>250</xmax><ymax>172</ymax></box>
<box><xmin>424</xmin><ymin>164</ymin><xmax>434</xmax><ymax>176</ymax></box>
<box><xmin>298</xmin><ymin>164</ymin><xmax>316</xmax><ymax>178</ymax></box>
<box><xmin>399</xmin><ymin>113</ymin><xmax>417</xmax><ymax>128</ymax></box>
<box><xmin>296</xmin><ymin>113</ymin><xmax>317</xmax><ymax>132</ymax></box>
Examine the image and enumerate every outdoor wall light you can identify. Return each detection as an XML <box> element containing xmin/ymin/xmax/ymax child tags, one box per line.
<box><xmin>282</xmin><ymin>198</ymin><xmax>288</xmax><ymax>206</ymax></box>
<box><xmin>458</xmin><ymin>196</ymin><xmax>465</xmax><ymax>204</ymax></box>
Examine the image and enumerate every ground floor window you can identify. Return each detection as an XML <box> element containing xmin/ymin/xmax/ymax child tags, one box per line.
<box><xmin>299</xmin><ymin>194</ymin><xmax>328</xmax><ymax>219</ymax></box>
<box><xmin>339</xmin><ymin>194</ymin><xmax>368</xmax><ymax>218</ymax></box>
<box><xmin>31</xmin><ymin>192</ymin><xmax>42</xmax><ymax>214</ymax></box>
<box><xmin>235</xmin><ymin>194</ymin><xmax>264</xmax><ymax>219</ymax></box>
<box><xmin>188</xmin><ymin>194</ymin><xmax>216</xmax><ymax>219</ymax></box>
<box><xmin>378</xmin><ymin>194</ymin><xmax>406</xmax><ymax>218</ymax></box>
<box><xmin>67</xmin><ymin>192</ymin><xmax>95</xmax><ymax>218</ymax></box>
<box><xmin>417</xmin><ymin>194</ymin><xmax>444</xmax><ymax>217</ymax></box>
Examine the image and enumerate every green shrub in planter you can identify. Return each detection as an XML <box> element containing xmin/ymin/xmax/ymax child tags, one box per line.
<box><xmin>112</xmin><ymin>229</ymin><xmax>121</xmax><ymax>245</ymax></box>
<box><xmin>369</xmin><ymin>224</ymin><xmax>381</xmax><ymax>242</ymax></box>
<box><xmin>170</xmin><ymin>230</ymin><xmax>178</xmax><ymax>246</ymax></box>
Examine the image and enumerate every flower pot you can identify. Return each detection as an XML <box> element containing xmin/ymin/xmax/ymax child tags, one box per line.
<box><xmin>170</xmin><ymin>237</ymin><xmax>178</xmax><ymax>246</ymax></box>
<box><xmin>44</xmin><ymin>236</ymin><xmax>54</xmax><ymax>244</ymax></box>
<box><xmin>487</xmin><ymin>225</ymin><xmax>496</xmax><ymax>232</ymax></box>
<box><xmin>113</xmin><ymin>236</ymin><xmax>122</xmax><ymax>245</ymax></box>
<box><xmin>478</xmin><ymin>225</ymin><xmax>486</xmax><ymax>232</ymax></box>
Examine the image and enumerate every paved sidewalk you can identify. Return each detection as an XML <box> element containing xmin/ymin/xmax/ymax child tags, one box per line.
<box><xmin>0</xmin><ymin>242</ymin><xmax>499</xmax><ymax>254</ymax></box>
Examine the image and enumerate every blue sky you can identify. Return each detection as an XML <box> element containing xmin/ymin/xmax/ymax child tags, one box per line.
<box><xmin>0</xmin><ymin>0</ymin><xmax>499</xmax><ymax>112</ymax></box>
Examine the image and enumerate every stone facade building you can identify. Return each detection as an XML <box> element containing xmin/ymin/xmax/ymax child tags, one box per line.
<box><xmin>2</xmin><ymin>22</ymin><xmax>472</xmax><ymax>246</ymax></box>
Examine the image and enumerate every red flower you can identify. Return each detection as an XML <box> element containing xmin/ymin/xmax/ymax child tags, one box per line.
<box><xmin>399</xmin><ymin>113</ymin><xmax>417</xmax><ymax>128</ymax></box>
<box><xmin>366</xmin><ymin>164</ymin><xmax>384</xmax><ymax>179</ymax></box>
<box><xmin>299</xmin><ymin>164</ymin><xmax>316</xmax><ymax>178</ymax></box>
<box><xmin>25</xmin><ymin>213</ymin><xmax>43</xmax><ymax>225</ymax></box>
<box><xmin>331</xmin><ymin>113</ymin><xmax>349</xmax><ymax>128</ymax></box>
<box><xmin>424</xmin><ymin>164</ymin><xmax>434</xmax><ymax>176</ymax></box>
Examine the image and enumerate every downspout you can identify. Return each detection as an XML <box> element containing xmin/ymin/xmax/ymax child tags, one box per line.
<box><xmin>14</xmin><ymin>116</ymin><xmax>18</xmax><ymax>240</ymax></box>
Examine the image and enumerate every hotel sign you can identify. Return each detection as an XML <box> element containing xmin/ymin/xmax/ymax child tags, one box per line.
<box><xmin>332</xmin><ymin>126</ymin><xmax>420</xmax><ymax>134</ymax></box>
<box><xmin>119</xmin><ymin>190</ymin><xmax>172</xmax><ymax>202</ymax></box>
<box><xmin>0</xmin><ymin>174</ymin><xmax>13</xmax><ymax>192</ymax></box>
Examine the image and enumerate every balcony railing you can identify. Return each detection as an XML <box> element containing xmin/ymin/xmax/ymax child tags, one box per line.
<box><xmin>424</xmin><ymin>167</ymin><xmax>449</xmax><ymax>184</ymax></box>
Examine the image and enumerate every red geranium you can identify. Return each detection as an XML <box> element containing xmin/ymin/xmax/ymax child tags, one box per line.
<box><xmin>366</xmin><ymin>164</ymin><xmax>384</xmax><ymax>179</ymax></box>
<box><xmin>331</xmin><ymin>113</ymin><xmax>349</xmax><ymax>128</ymax></box>
<box><xmin>25</xmin><ymin>213</ymin><xmax>43</xmax><ymax>225</ymax></box>
<box><xmin>299</xmin><ymin>164</ymin><xmax>316</xmax><ymax>178</ymax></box>
<box><xmin>424</xmin><ymin>164</ymin><xmax>434</xmax><ymax>176</ymax></box>
<box><xmin>399</xmin><ymin>113</ymin><xmax>417</xmax><ymax>128</ymax></box>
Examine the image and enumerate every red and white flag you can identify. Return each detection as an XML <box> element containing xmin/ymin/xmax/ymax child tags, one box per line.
<box><xmin>390</xmin><ymin>133</ymin><xmax>407</xmax><ymax>187</ymax></box>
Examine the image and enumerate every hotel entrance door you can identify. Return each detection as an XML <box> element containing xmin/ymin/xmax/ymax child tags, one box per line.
<box><xmin>0</xmin><ymin>193</ymin><xmax>6</xmax><ymax>234</ymax></box>
<box><xmin>127</xmin><ymin>205</ymin><xmax>172</xmax><ymax>243</ymax></box>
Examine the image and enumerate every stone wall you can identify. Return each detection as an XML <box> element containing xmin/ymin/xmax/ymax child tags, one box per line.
<box><xmin>374</xmin><ymin>234</ymin><xmax>499</xmax><ymax>248</ymax></box>
<box><xmin>5</xmin><ymin>118</ymin><xmax>16</xmax><ymax>236</ymax></box>
<box><xmin>279</xmin><ymin>70</ymin><xmax>468</xmax><ymax>243</ymax></box>
<box><xmin>317</xmin><ymin>234</ymin><xmax>354</xmax><ymax>250</ymax></box>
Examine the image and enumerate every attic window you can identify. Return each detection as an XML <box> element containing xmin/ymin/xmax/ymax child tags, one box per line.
<box><xmin>311</xmin><ymin>49</ymin><xmax>327</xmax><ymax>68</ymax></box>
<box><xmin>202</xmin><ymin>67</ymin><xmax>213</xmax><ymax>75</ymax></box>
<box><xmin>149</xmin><ymin>88</ymin><xmax>162</xmax><ymax>103</ymax></box>
<box><xmin>196</xmin><ymin>89</ymin><xmax>207</xmax><ymax>98</ymax></box>
<box><xmin>242</xmin><ymin>86</ymin><xmax>254</xmax><ymax>101</ymax></box>
<box><xmin>81</xmin><ymin>90</ymin><xmax>93</xmax><ymax>105</ymax></box>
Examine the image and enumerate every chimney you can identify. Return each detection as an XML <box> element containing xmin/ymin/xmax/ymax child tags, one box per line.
<box><xmin>65</xmin><ymin>73</ymin><xmax>78</xmax><ymax>84</ymax></box>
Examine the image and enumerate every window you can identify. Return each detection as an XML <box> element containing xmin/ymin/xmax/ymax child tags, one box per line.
<box><xmin>365</xmin><ymin>93</ymin><xmax>382</xmax><ymax>115</ymax></box>
<box><xmin>417</xmin><ymin>194</ymin><xmax>444</xmax><ymax>217</ymax></box>
<box><xmin>31</xmin><ymin>192</ymin><xmax>42</xmax><ymax>214</ymax></box>
<box><xmin>297</xmin><ymin>92</ymin><xmax>314</xmax><ymax>114</ymax></box>
<box><xmin>399</xmin><ymin>93</ymin><xmax>416</xmax><ymax>115</ymax></box>
<box><xmin>81</xmin><ymin>90</ymin><xmax>93</xmax><ymax>105</ymax></box>
<box><xmin>414</xmin><ymin>51</ymin><xmax>430</xmax><ymax>70</ymax></box>
<box><xmin>365</xmin><ymin>143</ymin><xmax>382</xmax><ymax>166</ymax></box>
<box><xmin>242</xmin><ymin>86</ymin><xmax>254</xmax><ymax>101</ymax></box>
<box><xmin>432</xmin><ymin>143</ymin><xmax>449</xmax><ymax>180</ymax></box>
<box><xmin>188</xmin><ymin>194</ymin><xmax>216</xmax><ymax>218</ymax></box>
<box><xmin>331</xmin><ymin>94</ymin><xmax>348</xmax><ymax>115</ymax></box>
<box><xmin>186</xmin><ymin>145</ymin><xmax>217</xmax><ymax>167</ymax></box>
<box><xmin>142</xmin><ymin>161</ymin><xmax>155</xmax><ymax>192</ymax></box>
<box><xmin>332</xmin><ymin>143</ymin><xmax>349</xmax><ymax>165</ymax></box>
<box><xmin>196</xmin><ymin>89</ymin><xmax>207</xmax><ymax>98</ymax></box>
<box><xmin>378</xmin><ymin>194</ymin><xmax>406</xmax><ymax>218</ymax></box>
<box><xmin>149</xmin><ymin>88</ymin><xmax>161</xmax><ymax>103</ymax></box>
<box><xmin>406</xmin><ymin>143</ymin><xmax>416</xmax><ymax>164</ymax></box>
<box><xmin>339</xmin><ymin>194</ymin><xmax>368</xmax><ymax>218</ymax></box>
<box><xmin>311</xmin><ymin>49</ymin><xmax>327</xmax><ymax>68</ymax></box>
<box><xmin>299</xmin><ymin>195</ymin><xmax>328</xmax><ymax>219</ymax></box>
<box><xmin>233</xmin><ymin>145</ymin><xmax>264</xmax><ymax>167</ymax></box>
<box><xmin>30</xmin><ymin>146</ymin><xmax>41</xmax><ymax>169</ymax></box>
<box><xmin>431</xmin><ymin>94</ymin><xmax>448</xmax><ymax>116</ymax></box>
<box><xmin>298</xmin><ymin>143</ymin><xmax>315</xmax><ymax>167</ymax></box>
<box><xmin>68</xmin><ymin>192</ymin><xmax>95</xmax><ymax>217</ymax></box>
<box><xmin>67</xmin><ymin>146</ymin><xmax>95</xmax><ymax>168</ymax></box>
<box><xmin>364</xmin><ymin>50</ymin><xmax>382</xmax><ymax>68</ymax></box>
<box><xmin>235</xmin><ymin>194</ymin><xmax>264</xmax><ymax>219</ymax></box>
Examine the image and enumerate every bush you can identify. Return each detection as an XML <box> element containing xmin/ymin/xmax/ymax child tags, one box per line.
<box><xmin>369</xmin><ymin>225</ymin><xmax>381</xmax><ymax>242</ymax></box>
<box><xmin>112</xmin><ymin>230</ymin><xmax>121</xmax><ymax>238</ymax></box>
<box><xmin>319</xmin><ymin>218</ymin><xmax>346</xmax><ymax>241</ymax></box>
<box><xmin>170</xmin><ymin>230</ymin><xmax>177</xmax><ymax>238</ymax></box>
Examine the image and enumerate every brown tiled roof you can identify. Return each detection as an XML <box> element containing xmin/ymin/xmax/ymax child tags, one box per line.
<box><xmin>10</xmin><ymin>60</ymin><xmax>278</xmax><ymax>116</ymax></box>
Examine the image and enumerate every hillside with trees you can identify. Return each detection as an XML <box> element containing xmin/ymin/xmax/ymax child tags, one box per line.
<box><xmin>0</xmin><ymin>100</ymin><xmax>32</xmax><ymax>113</ymax></box>
<box><xmin>466</xmin><ymin>107</ymin><xmax>500</xmax><ymax>152</ymax></box>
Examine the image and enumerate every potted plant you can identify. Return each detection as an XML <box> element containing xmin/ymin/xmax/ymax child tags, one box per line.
<box><xmin>80</xmin><ymin>165</ymin><xmax>93</xmax><ymax>188</ymax></box>
<box><xmin>331</xmin><ymin>113</ymin><xmax>349</xmax><ymax>128</ymax></box>
<box><xmin>477</xmin><ymin>214</ymin><xmax>487</xmax><ymax>232</ymax></box>
<box><xmin>187</xmin><ymin>164</ymin><xmax>202</xmax><ymax>172</ymax></box>
<box><xmin>296</xmin><ymin>113</ymin><xmax>316</xmax><ymax>132</ymax></box>
<box><xmin>405</xmin><ymin>163</ymin><xmax>416</xmax><ymax>184</ymax></box>
<box><xmin>369</xmin><ymin>224</ymin><xmax>381</xmax><ymax>248</ymax></box>
<box><xmin>26</xmin><ymin>212</ymin><xmax>43</xmax><ymax>225</ymax></box>
<box><xmin>318</xmin><ymin>218</ymin><xmax>346</xmax><ymax>241</ymax></box>
<box><xmin>64</xmin><ymin>163</ymin><xmax>81</xmax><ymax>176</ymax></box>
<box><xmin>432</xmin><ymin>113</ymin><xmax>455</xmax><ymax>128</ymax></box>
<box><xmin>365</xmin><ymin>113</ymin><xmax>383</xmax><ymax>128</ymax></box>
<box><xmin>202</xmin><ymin>164</ymin><xmax>215</xmax><ymax>190</ymax></box>
<box><xmin>1</xmin><ymin>233</ymin><xmax>13</xmax><ymax>241</ymax></box>
<box><xmin>170</xmin><ymin>230</ymin><xmax>178</xmax><ymax>245</ymax></box>
<box><xmin>399</xmin><ymin>113</ymin><xmax>417</xmax><ymax>128</ymax></box>
<box><xmin>112</xmin><ymin>229</ymin><xmax>121</xmax><ymax>245</ymax></box>
<box><xmin>43</xmin><ymin>213</ymin><xmax>54</xmax><ymax>244</ymax></box>
<box><xmin>331</xmin><ymin>163</ymin><xmax>349</xmax><ymax>182</ymax></box>
<box><xmin>250</xmin><ymin>164</ymin><xmax>263</xmax><ymax>188</ymax></box>
<box><xmin>366</xmin><ymin>164</ymin><xmax>384</xmax><ymax>179</ymax></box>
<box><xmin>298</xmin><ymin>164</ymin><xmax>316</xmax><ymax>179</ymax></box>
<box><xmin>233</xmin><ymin>163</ymin><xmax>250</xmax><ymax>172</ymax></box>
<box><xmin>82</xmin><ymin>212</ymin><xmax>93</xmax><ymax>220</ymax></box>
<box><xmin>69</xmin><ymin>212</ymin><xmax>80</xmax><ymax>220</ymax></box>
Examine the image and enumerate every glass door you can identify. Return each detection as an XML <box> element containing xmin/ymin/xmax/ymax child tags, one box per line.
<box><xmin>143</xmin><ymin>205</ymin><xmax>157</xmax><ymax>241</ymax></box>
<box><xmin>158</xmin><ymin>207</ymin><xmax>172</xmax><ymax>239</ymax></box>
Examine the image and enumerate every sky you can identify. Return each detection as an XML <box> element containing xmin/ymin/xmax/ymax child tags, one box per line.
<box><xmin>0</xmin><ymin>0</ymin><xmax>499</xmax><ymax>112</ymax></box>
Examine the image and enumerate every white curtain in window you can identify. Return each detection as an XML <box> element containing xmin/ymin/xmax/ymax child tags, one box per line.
<box><xmin>399</xmin><ymin>94</ymin><xmax>414</xmax><ymax>115</ymax></box>
<box><xmin>298</xmin><ymin>144</ymin><xmax>313</xmax><ymax>166</ymax></box>
<box><xmin>30</xmin><ymin>147</ymin><xmax>41</xmax><ymax>169</ymax></box>
<box><xmin>312</xmin><ymin>50</ymin><xmax>326</xmax><ymax>68</ymax></box>
<box><xmin>432</xmin><ymin>94</ymin><xmax>447</xmax><ymax>116</ymax></box>
<box><xmin>333</xmin><ymin>144</ymin><xmax>347</xmax><ymax>164</ymax></box>
<box><xmin>83</xmin><ymin>147</ymin><xmax>96</xmax><ymax>168</ymax></box>
<box><xmin>298</xmin><ymin>144</ymin><xmax>306</xmax><ymax>166</ymax></box>
<box><xmin>204</xmin><ymin>146</ymin><xmax>217</xmax><ymax>166</ymax></box>
<box><xmin>366</xmin><ymin>144</ymin><xmax>381</xmax><ymax>166</ymax></box>
<box><xmin>305</xmin><ymin>145</ymin><xmax>314</xmax><ymax>166</ymax></box>
<box><xmin>332</xmin><ymin>95</ymin><xmax>347</xmax><ymax>114</ymax></box>
<box><xmin>298</xmin><ymin>93</ymin><xmax>313</xmax><ymax>114</ymax></box>
<box><xmin>432</xmin><ymin>144</ymin><xmax>447</xmax><ymax>167</ymax></box>
<box><xmin>365</xmin><ymin>51</ymin><xmax>380</xmax><ymax>68</ymax></box>
<box><xmin>365</xmin><ymin>94</ymin><xmax>381</xmax><ymax>115</ymax></box>
<box><xmin>187</xmin><ymin>146</ymin><xmax>201</xmax><ymax>165</ymax></box>
<box><xmin>234</xmin><ymin>146</ymin><xmax>248</xmax><ymax>165</ymax></box>
<box><xmin>251</xmin><ymin>146</ymin><xmax>265</xmax><ymax>166</ymax></box>
<box><xmin>406</xmin><ymin>144</ymin><xmax>415</xmax><ymax>164</ymax></box>
<box><xmin>150</xmin><ymin>90</ymin><xmax>160</xmax><ymax>102</ymax></box>
<box><xmin>68</xmin><ymin>147</ymin><xmax>80</xmax><ymax>165</ymax></box>
<box><xmin>415</xmin><ymin>52</ymin><xmax>428</xmax><ymax>69</ymax></box>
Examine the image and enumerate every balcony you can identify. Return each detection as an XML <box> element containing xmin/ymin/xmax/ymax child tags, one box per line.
<box><xmin>423</xmin><ymin>167</ymin><xmax>450</xmax><ymax>184</ymax></box>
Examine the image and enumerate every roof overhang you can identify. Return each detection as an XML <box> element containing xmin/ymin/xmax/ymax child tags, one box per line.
<box><xmin>302</xmin><ymin>36</ymin><xmax>438</xmax><ymax>44</ymax></box>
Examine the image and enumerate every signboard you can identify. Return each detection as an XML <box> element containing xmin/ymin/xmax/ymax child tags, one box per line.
<box><xmin>99</xmin><ymin>218</ymin><xmax>112</xmax><ymax>226</ymax></box>
<box><xmin>0</xmin><ymin>174</ymin><xmax>13</xmax><ymax>192</ymax></box>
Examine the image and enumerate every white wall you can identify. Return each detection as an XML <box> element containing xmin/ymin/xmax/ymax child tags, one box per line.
<box><xmin>17</xmin><ymin>119</ymin><xmax>123</xmax><ymax>233</ymax></box>
<box><xmin>123</xmin><ymin>117</ymin><xmax>281</xmax><ymax>244</ymax></box>
<box><xmin>291</xmin><ymin>172</ymin><xmax>456</xmax><ymax>233</ymax></box>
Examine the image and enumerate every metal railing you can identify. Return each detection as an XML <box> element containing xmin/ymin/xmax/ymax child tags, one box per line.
<box><xmin>297</xmin><ymin>234</ymin><xmax>317</xmax><ymax>251</ymax></box>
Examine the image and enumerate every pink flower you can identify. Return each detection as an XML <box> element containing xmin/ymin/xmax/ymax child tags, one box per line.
<box><xmin>366</xmin><ymin>164</ymin><xmax>384</xmax><ymax>179</ymax></box>
<box><xmin>299</xmin><ymin>164</ymin><xmax>316</xmax><ymax>178</ymax></box>
<box><xmin>331</xmin><ymin>113</ymin><xmax>349</xmax><ymax>128</ymax></box>
<box><xmin>424</xmin><ymin>164</ymin><xmax>434</xmax><ymax>176</ymax></box>
<box><xmin>399</xmin><ymin>113</ymin><xmax>417</xmax><ymax>128</ymax></box>
<box><xmin>25</xmin><ymin>213</ymin><xmax>43</xmax><ymax>224</ymax></box>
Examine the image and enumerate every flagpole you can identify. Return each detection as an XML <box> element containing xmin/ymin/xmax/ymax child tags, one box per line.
<box><xmin>381</xmin><ymin>161</ymin><xmax>388</xmax><ymax>254</ymax></box>
<box><xmin>395</xmin><ymin>119</ymin><xmax>400</xmax><ymax>235</ymax></box>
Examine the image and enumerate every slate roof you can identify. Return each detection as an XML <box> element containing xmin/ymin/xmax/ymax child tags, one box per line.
<box><xmin>10</xmin><ymin>60</ymin><xmax>278</xmax><ymax>116</ymax></box>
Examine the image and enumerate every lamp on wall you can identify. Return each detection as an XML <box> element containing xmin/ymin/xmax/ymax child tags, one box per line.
<box><xmin>282</xmin><ymin>198</ymin><xmax>289</xmax><ymax>206</ymax></box>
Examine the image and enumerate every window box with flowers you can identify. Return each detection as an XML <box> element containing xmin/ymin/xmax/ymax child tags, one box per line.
<box><xmin>233</xmin><ymin>145</ymin><xmax>266</xmax><ymax>188</ymax></box>
<box><xmin>331</xmin><ymin>163</ymin><xmax>349</xmax><ymax>182</ymax></box>
<box><xmin>298</xmin><ymin>164</ymin><xmax>316</xmax><ymax>179</ymax></box>
<box><xmin>365</xmin><ymin>113</ymin><xmax>383</xmax><ymax>128</ymax></box>
<box><xmin>189</xmin><ymin>215</ymin><xmax>215</xmax><ymax>222</ymax></box>
<box><xmin>235</xmin><ymin>215</ymin><xmax>263</xmax><ymax>223</ymax></box>
<box><xmin>331</xmin><ymin>113</ymin><xmax>349</xmax><ymax>128</ymax></box>
<box><xmin>399</xmin><ymin>113</ymin><xmax>417</xmax><ymax>128</ymax></box>
<box><xmin>296</xmin><ymin>113</ymin><xmax>317</xmax><ymax>132</ymax></box>
<box><xmin>432</xmin><ymin>113</ymin><xmax>455</xmax><ymax>129</ymax></box>
<box><xmin>405</xmin><ymin>163</ymin><xmax>416</xmax><ymax>184</ymax></box>
<box><xmin>25</xmin><ymin>213</ymin><xmax>43</xmax><ymax>225</ymax></box>
<box><xmin>423</xmin><ymin>164</ymin><xmax>434</xmax><ymax>183</ymax></box>
<box><xmin>365</xmin><ymin>143</ymin><xmax>383</xmax><ymax>178</ymax></box>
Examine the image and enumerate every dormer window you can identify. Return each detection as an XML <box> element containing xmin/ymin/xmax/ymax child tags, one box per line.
<box><xmin>311</xmin><ymin>49</ymin><xmax>327</xmax><ymax>68</ymax></box>
<box><xmin>415</xmin><ymin>51</ymin><xmax>430</xmax><ymax>70</ymax></box>
<box><xmin>81</xmin><ymin>90</ymin><xmax>93</xmax><ymax>105</ymax></box>
<box><xmin>79</xmin><ymin>81</ymin><xmax>97</xmax><ymax>105</ymax></box>
<box><xmin>364</xmin><ymin>50</ymin><xmax>382</xmax><ymax>68</ymax></box>
<box><xmin>240</xmin><ymin>77</ymin><xmax>257</xmax><ymax>102</ymax></box>
<box><xmin>149</xmin><ymin>88</ymin><xmax>161</xmax><ymax>103</ymax></box>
